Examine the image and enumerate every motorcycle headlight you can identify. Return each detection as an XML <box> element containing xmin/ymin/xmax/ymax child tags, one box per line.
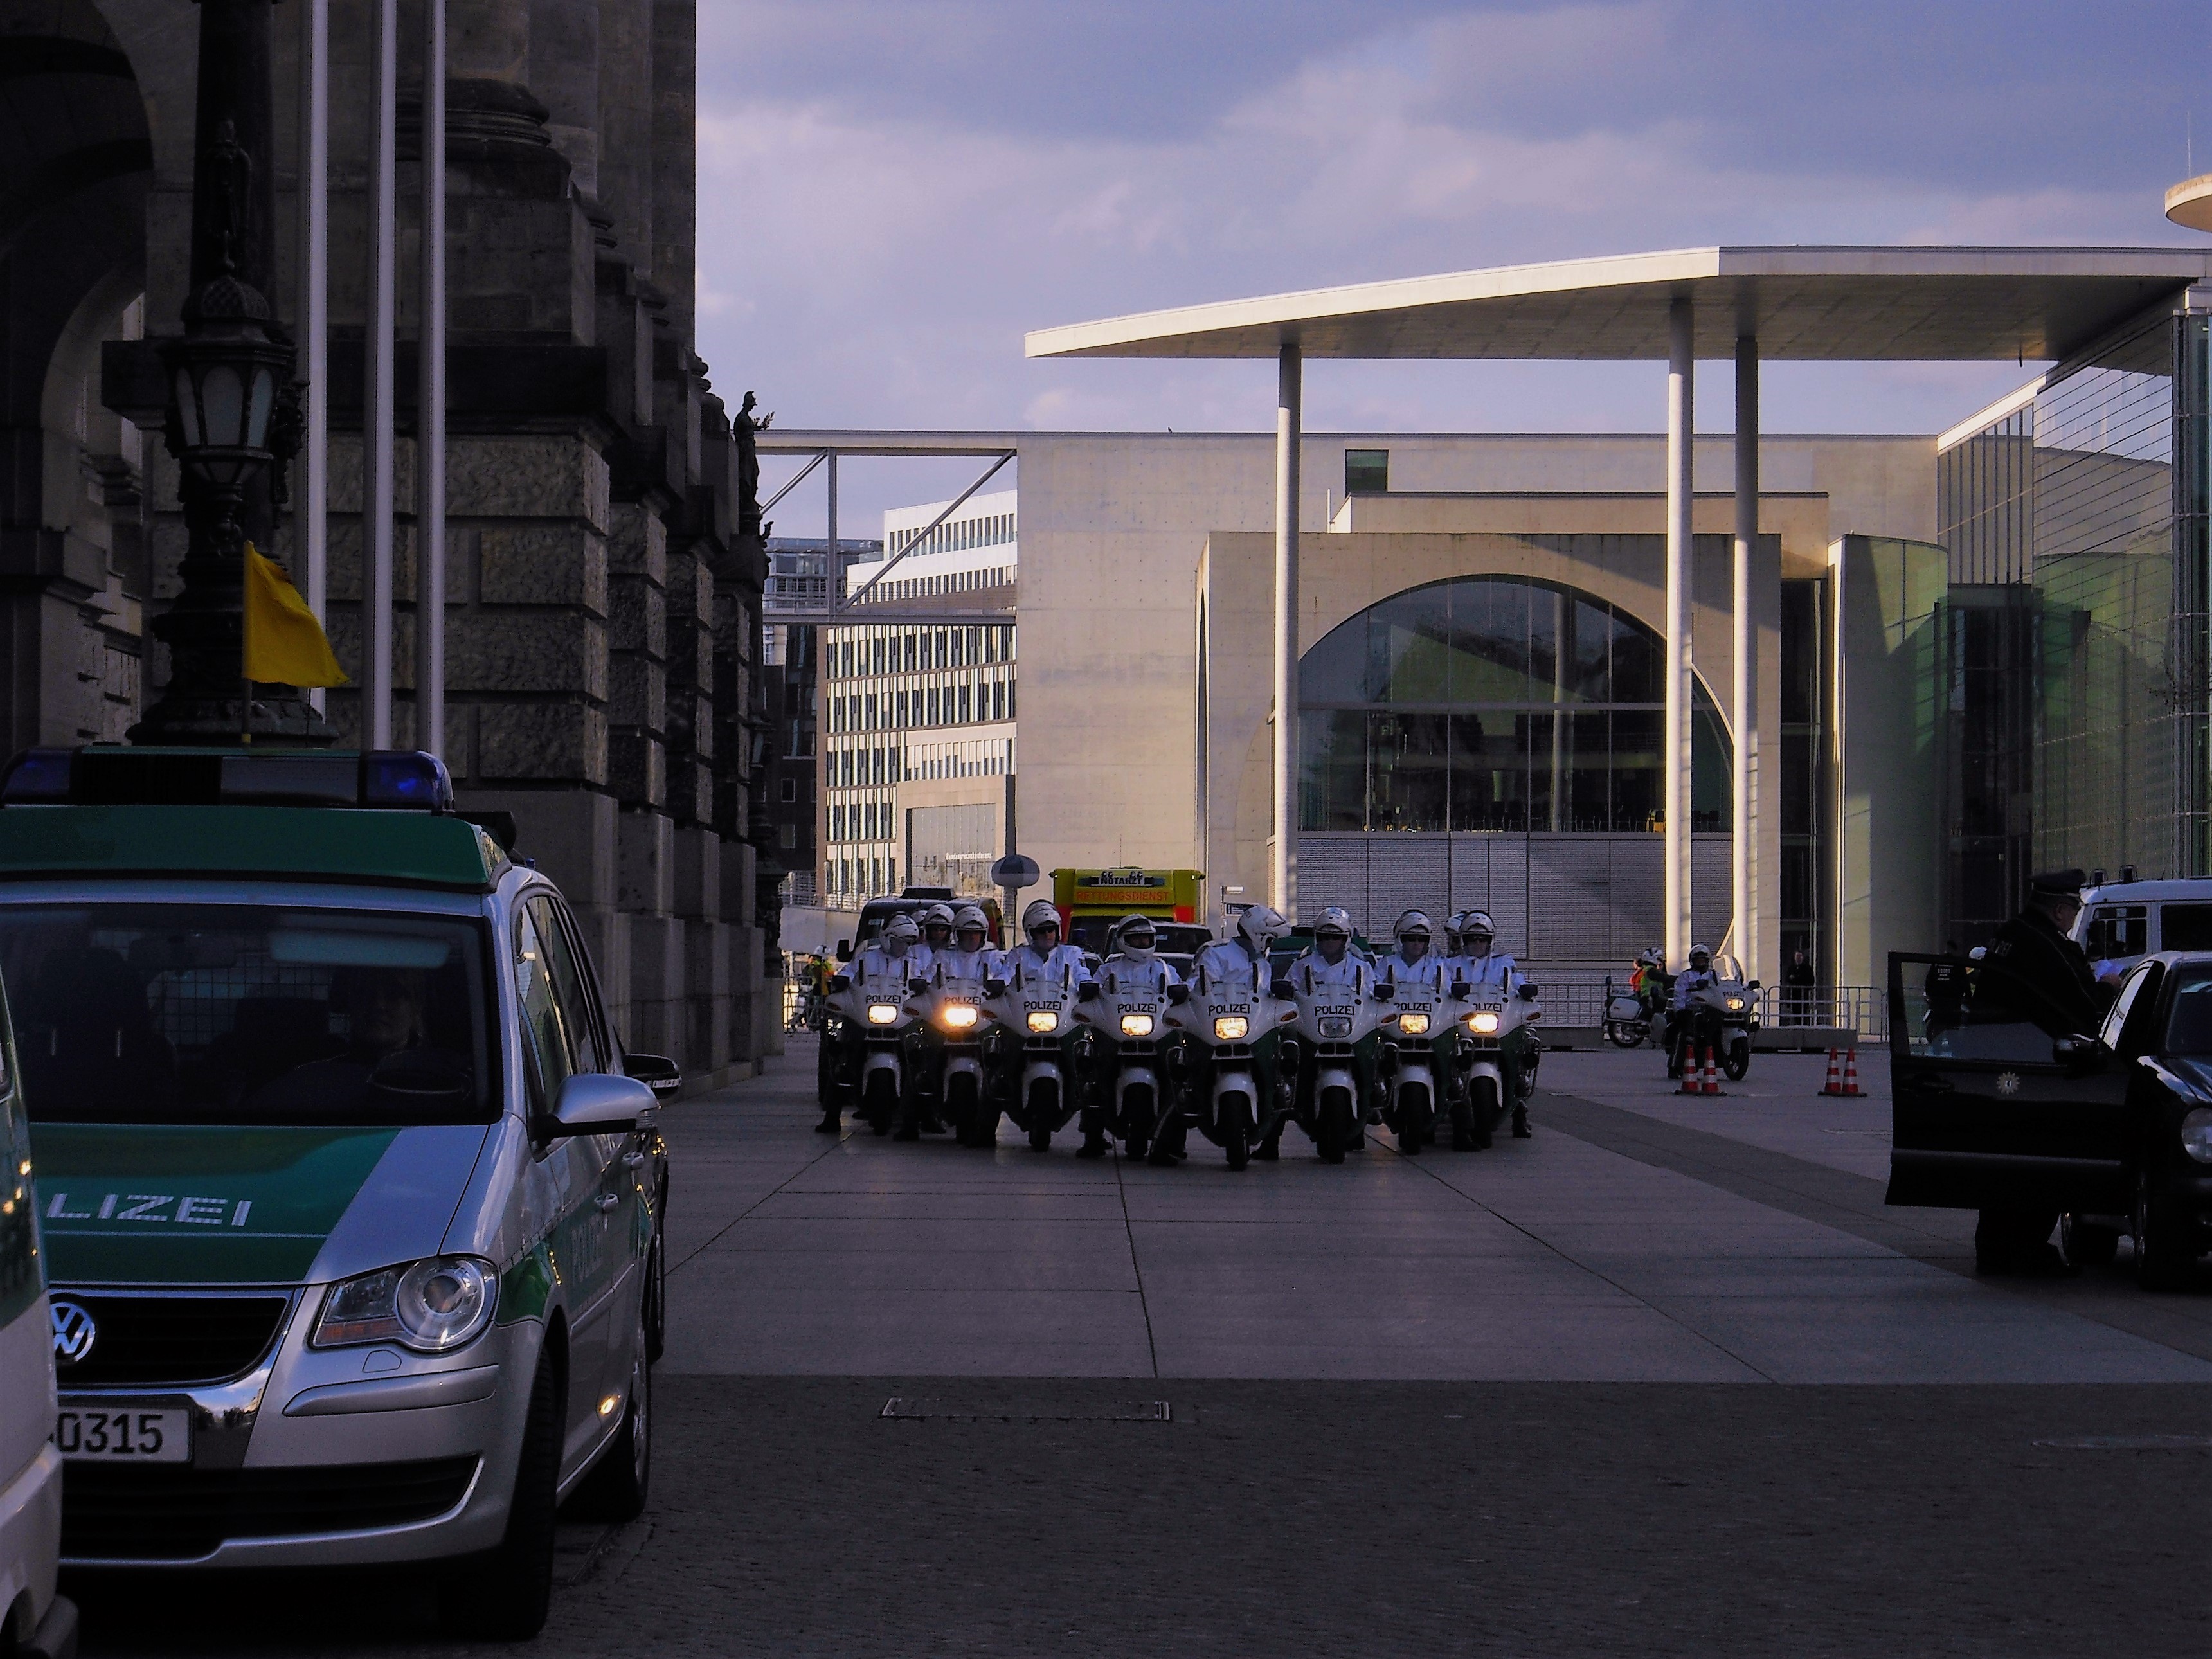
<box><xmin>1119</xmin><ymin>1012</ymin><xmax>1155</xmax><ymax>1038</ymax></box>
<box><xmin>867</xmin><ymin>1002</ymin><xmax>900</xmax><ymax>1025</ymax></box>
<box><xmin>1725</xmin><ymin>996</ymin><xmax>1747</xmax><ymax>1012</ymax></box>
<box><xmin>1212</xmin><ymin>1014</ymin><xmax>1248</xmax><ymax>1041</ymax></box>
<box><xmin>1397</xmin><ymin>1012</ymin><xmax>1430</xmax><ymax>1037</ymax></box>
<box><xmin>2182</xmin><ymin>1107</ymin><xmax>2212</xmax><ymax>1165</ymax></box>
<box><xmin>1026</xmin><ymin>1010</ymin><xmax>1059</xmax><ymax>1034</ymax></box>
<box><xmin>1468</xmin><ymin>1010</ymin><xmax>1501</xmax><ymax>1034</ymax></box>
<box><xmin>316</xmin><ymin>1257</ymin><xmax>496</xmax><ymax>1353</ymax></box>
<box><xmin>1318</xmin><ymin>1015</ymin><xmax>1353</xmax><ymax>1039</ymax></box>
<box><xmin>940</xmin><ymin>1003</ymin><xmax>979</xmax><ymax>1030</ymax></box>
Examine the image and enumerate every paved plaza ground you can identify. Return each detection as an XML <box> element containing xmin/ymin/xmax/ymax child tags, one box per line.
<box><xmin>75</xmin><ymin>1041</ymin><xmax>2212</xmax><ymax>1656</ymax></box>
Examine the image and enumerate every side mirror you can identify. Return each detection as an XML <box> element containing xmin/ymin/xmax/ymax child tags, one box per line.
<box><xmin>1450</xmin><ymin>980</ymin><xmax>1470</xmax><ymax>1000</ymax></box>
<box><xmin>2052</xmin><ymin>1035</ymin><xmax>2104</xmax><ymax>1072</ymax></box>
<box><xmin>1747</xmin><ymin>979</ymin><xmax>1762</xmax><ymax>992</ymax></box>
<box><xmin>622</xmin><ymin>1052</ymin><xmax>681</xmax><ymax>1102</ymax></box>
<box><xmin>543</xmin><ymin>1071</ymin><xmax>656</xmax><ymax>1138</ymax></box>
<box><xmin>835</xmin><ymin>939</ymin><xmax>853</xmax><ymax>962</ymax></box>
<box><xmin>1516</xmin><ymin>983</ymin><xmax>1540</xmax><ymax>1002</ymax></box>
<box><xmin>1077</xmin><ymin>982</ymin><xmax>1101</xmax><ymax>1002</ymax></box>
<box><xmin>909</xmin><ymin>976</ymin><xmax>930</xmax><ymax>995</ymax></box>
<box><xmin>828</xmin><ymin>973</ymin><xmax>850</xmax><ymax>993</ymax></box>
<box><xmin>1167</xmin><ymin>983</ymin><xmax>1189</xmax><ymax>1005</ymax></box>
<box><xmin>1270</xmin><ymin>979</ymin><xmax>1295</xmax><ymax>1001</ymax></box>
<box><xmin>1374</xmin><ymin>982</ymin><xmax>1396</xmax><ymax>1001</ymax></box>
<box><xmin>984</xmin><ymin>977</ymin><xmax>1007</xmax><ymax>998</ymax></box>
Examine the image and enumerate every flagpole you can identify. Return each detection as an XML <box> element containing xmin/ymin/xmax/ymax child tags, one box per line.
<box><xmin>297</xmin><ymin>0</ymin><xmax>328</xmax><ymax>717</ymax></box>
<box><xmin>415</xmin><ymin>0</ymin><xmax>446</xmax><ymax>758</ymax></box>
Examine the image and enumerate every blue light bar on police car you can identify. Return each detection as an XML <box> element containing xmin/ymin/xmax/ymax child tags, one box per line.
<box><xmin>0</xmin><ymin>748</ymin><xmax>455</xmax><ymax>812</ymax></box>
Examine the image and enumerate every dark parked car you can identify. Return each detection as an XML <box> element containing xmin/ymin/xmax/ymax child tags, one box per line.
<box><xmin>1888</xmin><ymin>949</ymin><xmax>2212</xmax><ymax>1286</ymax></box>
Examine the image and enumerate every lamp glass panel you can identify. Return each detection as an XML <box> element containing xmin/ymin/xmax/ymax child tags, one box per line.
<box><xmin>174</xmin><ymin>368</ymin><xmax>201</xmax><ymax>447</ymax></box>
<box><xmin>202</xmin><ymin>366</ymin><xmax>246</xmax><ymax>448</ymax></box>
<box><xmin>246</xmin><ymin>366</ymin><xmax>275</xmax><ymax>448</ymax></box>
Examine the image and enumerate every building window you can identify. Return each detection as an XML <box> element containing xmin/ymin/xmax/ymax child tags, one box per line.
<box><xmin>779</xmin><ymin>823</ymin><xmax>796</xmax><ymax>849</ymax></box>
<box><xmin>992</xmin><ymin>680</ymin><xmax>1005</xmax><ymax>721</ymax></box>
<box><xmin>780</xmin><ymin>776</ymin><xmax>797</xmax><ymax>803</ymax></box>
<box><xmin>959</xmin><ymin>685</ymin><xmax>971</xmax><ymax>722</ymax></box>
<box><xmin>1345</xmin><ymin>449</ymin><xmax>1389</xmax><ymax>496</ymax></box>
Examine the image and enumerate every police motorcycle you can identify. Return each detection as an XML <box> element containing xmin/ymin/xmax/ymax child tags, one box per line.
<box><xmin>1375</xmin><ymin>909</ymin><xmax>1456</xmax><ymax>1155</ymax></box>
<box><xmin>1277</xmin><ymin>908</ymin><xmax>1389</xmax><ymax>1164</ymax></box>
<box><xmin>1663</xmin><ymin>945</ymin><xmax>1760</xmax><ymax>1082</ymax></box>
<box><xmin>1453</xmin><ymin>910</ymin><xmax>1542</xmax><ymax>1143</ymax></box>
<box><xmin>1604</xmin><ymin>948</ymin><xmax>1666</xmax><ymax>1049</ymax></box>
<box><xmin>912</xmin><ymin>904</ymin><xmax>1003</xmax><ymax>1147</ymax></box>
<box><xmin>987</xmin><ymin>899</ymin><xmax>1090</xmax><ymax>1152</ymax></box>
<box><xmin>825</xmin><ymin>912</ymin><xmax>928</xmax><ymax>1134</ymax></box>
<box><xmin>1166</xmin><ymin>905</ymin><xmax>1290</xmax><ymax>1170</ymax></box>
<box><xmin>1075</xmin><ymin>913</ymin><xmax>1180</xmax><ymax>1163</ymax></box>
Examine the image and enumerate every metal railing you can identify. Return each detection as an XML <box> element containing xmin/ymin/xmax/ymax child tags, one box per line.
<box><xmin>1529</xmin><ymin>978</ymin><xmax>1887</xmax><ymax>1041</ymax></box>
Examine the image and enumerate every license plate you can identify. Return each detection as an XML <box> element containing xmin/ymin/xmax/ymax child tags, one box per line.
<box><xmin>55</xmin><ymin>1407</ymin><xmax>190</xmax><ymax>1463</ymax></box>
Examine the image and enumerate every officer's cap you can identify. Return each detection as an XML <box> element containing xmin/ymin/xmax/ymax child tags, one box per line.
<box><xmin>2028</xmin><ymin>868</ymin><xmax>2088</xmax><ymax>898</ymax></box>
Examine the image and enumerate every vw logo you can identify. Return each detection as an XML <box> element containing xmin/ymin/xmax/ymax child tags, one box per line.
<box><xmin>49</xmin><ymin>1298</ymin><xmax>96</xmax><ymax>1367</ymax></box>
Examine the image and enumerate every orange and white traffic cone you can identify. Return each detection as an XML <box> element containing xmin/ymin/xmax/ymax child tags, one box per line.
<box><xmin>1701</xmin><ymin>1047</ymin><xmax>1723</xmax><ymax>1095</ymax></box>
<box><xmin>1840</xmin><ymin>1048</ymin><xmax>1864</xmax><ymax>1097</ymax></box>
<box><xmin>1819</xmin><ymin>1048</ymin><xmax>1843</xmax><ymax>1097</ymax></box>
<box><xmin>1677</xmin><ymin>1050</ymin><xmax>1702</xmax><ymax>1095</ymax></box>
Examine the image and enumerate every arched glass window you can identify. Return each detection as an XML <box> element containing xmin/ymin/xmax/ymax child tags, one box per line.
<box><xmin>1299</xmin><ymin>575</ymin><xmax>1731</xmax><ymax>834</ymax></box>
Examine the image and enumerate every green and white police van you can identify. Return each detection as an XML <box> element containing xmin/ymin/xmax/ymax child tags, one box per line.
<box><xmin>4</xmin><ymin>746</ymin><xmax>675</xmax><ymax>1642</ymax></box>
<box><xmin>1</xmin><ymin>958</ymin><xmax>73</xmax><ymax>1658</ymax></box>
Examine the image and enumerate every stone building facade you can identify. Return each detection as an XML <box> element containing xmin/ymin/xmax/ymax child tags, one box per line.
<box><xmin>0</xmin><ymin>0</ymin><xmax>778</xmax><ymax>1079</ymax></box>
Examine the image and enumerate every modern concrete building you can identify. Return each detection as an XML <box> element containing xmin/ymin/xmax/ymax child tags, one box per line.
<box><xmin>1</xmin><ymin>0</ymin><xmax>779</xmax><ymax>1080</ymax></box>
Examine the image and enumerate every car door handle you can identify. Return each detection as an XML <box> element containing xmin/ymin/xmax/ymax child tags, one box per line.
<box><xmin>593</xmin><ymin>1192</ymin><xmax>621</xmax><ymax>1212</ymax></box>
<box><xmin>622</xmin><ymin>1151</ymin><xmax>647</xmax><ymax>1169</ymax></box>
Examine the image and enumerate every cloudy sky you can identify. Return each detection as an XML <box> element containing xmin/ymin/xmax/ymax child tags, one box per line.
<box><xmin>696</xmin><ymin>1</ymin><xmax>2212</xmax><ymax>532</ymax></box>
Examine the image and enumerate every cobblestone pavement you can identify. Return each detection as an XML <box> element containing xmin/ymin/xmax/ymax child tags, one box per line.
<box><xmin>72</xmin><ymin>1041</ymin><xmax>2212</xmax><ymax>1656</ymax></box>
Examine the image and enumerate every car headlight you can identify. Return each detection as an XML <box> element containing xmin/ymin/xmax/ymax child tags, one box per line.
<box><xmin>1318</xmin><ymin>1015</ymin><xmax>1353</xmax><ymax>1039</ymax></box>
<box><xmin>1027</xmin><ymin>1009</ymin><xmax>1059</xmax><ymax>1034</ymax></box>
<box><xmin>2182</xmin><ymin>1107</ymin><xmax>2212</xmax><ymax>1165</ymax></box>
<box><xmin>315</xmin><ymin>1257</ymin><xmax>496</xmax><ymax>1352</ymax></box>
<box><xmin>1725</xmin><ymin>996</ymin><xmax>1747</xmax><ymax>1012</ymax></box>
<box><xmin>1120</xmin><ymin>1012</ymin><xmax>1155</xmax><ymax>1038</ymax></box>
<box><xmin>1213</xmin><ymin>1014</ymin><xmax>1248</xmax><ymax>1041</ymax></box>
<box><xmin>940</xmin><ymin>1003</ymin><xmax>980</xmax><ymax>1030</ymax></box>
<box><xmin>1468</xmin><ymin>1010</ymin><xmax>1501</xmax><ymax>1034</ymax></box>
<box><xmin>1397</xmin><ymin>1012</ymin><xmax>1431</xmax><ymax>1036</ymax></box>
<box><xmin>867</xmin><ymin>1002</ymin><xmax>900</xmax><ymax>1025</ymax></box>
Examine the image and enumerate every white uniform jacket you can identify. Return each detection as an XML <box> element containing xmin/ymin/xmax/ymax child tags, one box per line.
<box><xmin>1191</xmin><ymin>938</ymin><xmax>1270</xmax><ymax>992</ymax></box>
<box><xmin>998</xmin><ymin>942</ymin><xmax>1092</xmax><ymax>993</ymax></box>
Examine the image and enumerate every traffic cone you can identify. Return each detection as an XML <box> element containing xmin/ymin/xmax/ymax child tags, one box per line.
<box><xmin>1840</xmin><ymin>1048</ymin><xmax>1864</xmax><ymax>1098</ymax></box>
<box><xmin>1700</xmin><ymin>1047</ymin><xmax>1723</xmax><ymax>1096</ymax></box>
<box><xmin>1819</xmin><ymin>1048</ymin><xmax>1843</xmax><ymax>1097</ymax></box>
<box><xmin>1677</xmin><ymin>1050</ymin><xmax>1702</xmax><ymax>1095</ymax></box>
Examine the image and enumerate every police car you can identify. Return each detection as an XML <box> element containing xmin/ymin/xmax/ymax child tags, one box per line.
<box><xmin>1</xmin><ymin>971</ymin><xmax>73</xmax><ymax>1658</ymax></box>
<box><xmin>6</xmin><ymin>746</ymin><xmax>676</xmax><ymax>1641</ymax></box>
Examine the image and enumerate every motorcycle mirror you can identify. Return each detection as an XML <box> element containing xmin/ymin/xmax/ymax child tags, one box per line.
<box><xmin>1374</xmin><ymin>982</ymin><xmax>1396</xmax><ymax>1001</ymax></box>
<box><xmin>1450</xmin><ymin>980</ymin><xmax>1470</xmax><ymax>999</ymax></box>
<box><xmin>1077</xmin><ymin>982</ymin><xmax>1101</xmax><ymax>1001</ymax></box>
<box><xmin>835</xmin><ymin>939</ymin><xmax>852</xmax><ymax>962</ymax></box>
<box><xmin>984</xmin><ymin>978</ymin><xmax>1007</xmax><ymax>998</ymax></box>
<box><xmin>1516</xmin><ymin>983</ymin><xmax>1540</xmax><ymax>1001</ymax></box>
<box><xmin>908</xmin><ymin>977</ymin><xmax>930</xmax><ymax>995</ymax></box>
<box><xmin>1167</xmin><ymin>983</ymin><xmax>1189</xmax><ymax>1005</ymax></box>
<box><xmin>1747</xmin><ymin>979</ymin><xmax>1762</xmax><ymax>991</ymax></box>
<box><xmin>828</xmin><ymin>974</ymin><xmax>850</xmax><ymax>993</ymax></box>
<box><xmin>1270</xmin><ymin>979</ymin><xmax>1294</xmax><ymax>1000</ymax></box>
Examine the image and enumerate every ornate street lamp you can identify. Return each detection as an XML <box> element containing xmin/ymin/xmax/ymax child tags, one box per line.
<box><xmin>132</xmin><ymin>6</ymin><xmax>330</xmax><ymax>746</ymax></box>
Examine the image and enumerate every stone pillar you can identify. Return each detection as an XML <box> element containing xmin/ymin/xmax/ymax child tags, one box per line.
<box><xmin>1732</xmin><ymin>334</ymin><xmax>1759</xmax><ymax>979</ymax></box>
<box><xmin>1664</xmin><ymin>298</ymin><xmax>1695</xmax><ymax>970</ymax></box>
<box><xmin>530</xmin><ymin>0</ymin><xmax>600</xmax><ymax>199</ymax></box>
<box><xmin>648</xmin><ymin>0</ymin><xmax>693</xmax><ymax>339</ymax></box>
<box><xmin>1272</xmin><ymin>341</ymin><xmax>1300</xmax><ymax>920</ymax></box>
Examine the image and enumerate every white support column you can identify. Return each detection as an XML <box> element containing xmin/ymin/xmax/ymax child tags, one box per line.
<box><xmin>1664</xmin><ymin>298</ymin><xmax>1695</xmax><ymax>968</ymax></box>
<box><xmin>363</xmin><ymin>0</ymin><xmax>399</xmax><ymax>747</ymax></box>
<box><xmin>296</xmin><ymin>0</ymin><xmax>328</xmax><ymax>713</ymax></box>
<box><xmin>415</xmin><ymin>0</ymin><xmax>447</xmax><ymax>758</ymax></box>
<box><xmin>1273</xmin><ymin>342</ymin><xmax>1302</xmax><ymax>921</ymax></box>
<box><xmin>1732</xmin><ymin>334</ymin><xmax>1759</xmax><ymax>979</ymax></box>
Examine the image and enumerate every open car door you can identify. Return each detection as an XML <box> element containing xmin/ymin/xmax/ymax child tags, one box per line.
<box><xmin>1886</xmin><ymin>951</ymin><xmax>2145</xmax><ymax>1213</ymax></box>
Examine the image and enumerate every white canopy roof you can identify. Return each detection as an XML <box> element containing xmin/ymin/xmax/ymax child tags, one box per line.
<box><xmin>1025</xmin><ymin>246</ymin><xmax>2212</xmax><ymax>364</ymax></box>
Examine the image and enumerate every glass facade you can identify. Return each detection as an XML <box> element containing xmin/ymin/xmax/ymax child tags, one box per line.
<box><xmin>1937</xmin><ymin>301</ymin><xmax>2212</xmax><ymax>917</ymax></box>
<box><xmin>1777</xmin><ymin>578</ymin><xmax>1826</xmax><ymax>971</ymax></box>
<box><xmin>1298</xmin><ymin>575</ymin><xmax>1731</xmax><ymax>835</ymax></box>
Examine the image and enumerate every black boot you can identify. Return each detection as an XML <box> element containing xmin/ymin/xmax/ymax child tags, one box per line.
<box><xmin>1255</xmin><ymin>1127</ymin><xmax>1282</xmax><ymax>1161</ymax></box>
<box><xmin>1076</xmin><ymin>1107</ymin><xmax>1109</xmax><ymax>1159</ymax></box>
<box><xmin>815</xmin><ymin>1108</ymin><xmax>843</xmax><ymax>1134</ymax></box>
<box><xmin>1511</xmin><ymin>1101</ymin><xmax>1532</xmax><ymax>1139</ymax></box>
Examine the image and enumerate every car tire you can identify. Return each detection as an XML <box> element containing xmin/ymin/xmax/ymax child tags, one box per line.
<box><xmin>570</xmin><ymin>1304</ymin><xmax>652</xmax><ymax>1523</ymax></box>
<box><xmin>440</xmin><ymin>1352</ymin><xmax>560</xmax><ymax>1642</ymax></box>
<box><xmin>2135</xmin><ymin>1174</ymin><xmax>2195</xmax><ymax>1292</ymax></box>
<box><xmin>2060</xmin><ymin>1213</ymin><xmax>2121</xmax><ymax>1269</ymax></box>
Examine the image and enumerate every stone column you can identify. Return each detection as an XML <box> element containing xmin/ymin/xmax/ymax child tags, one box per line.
<box><xmin>1273</xmin><ymin>341</ymin><xmax>1300</xmax><ymax>920</ymax></box>
<box><xmin>1664</xmin><ymin>298</ymin><xmax>1695</xmax><ymax>969</ymax></box>
<box><xmin>1732</xmin><ymin>334</ymin><xmax>1759</xmax><ymax>979</ymax></box>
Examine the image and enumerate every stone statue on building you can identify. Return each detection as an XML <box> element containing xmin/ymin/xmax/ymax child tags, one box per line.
<box><xmin>736</xmin><ymin>391</ymin><xmax>772</xmax><ymax>539</ymax></box>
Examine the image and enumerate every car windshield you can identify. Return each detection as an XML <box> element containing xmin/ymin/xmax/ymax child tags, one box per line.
<box><xmin>2163</xmin><ymin>965</ymin><xmax>2212</xmax><ymax>1056</ymax></box>
<box><xmin>0</xmin><ymin>902</ymin><xmax>494</xmax><ymax>1126</ymax></box>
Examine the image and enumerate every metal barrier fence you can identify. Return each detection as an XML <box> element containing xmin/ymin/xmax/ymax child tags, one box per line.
<box><xmin>1531</xmin><ymin>978</ymin><xmax>1887</xmax><ymax>1042</ymax></box>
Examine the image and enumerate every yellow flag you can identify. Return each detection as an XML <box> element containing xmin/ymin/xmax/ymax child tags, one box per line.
<box><xmin>242</xmin><ymin>542</ymin><xmax>349</xmax><ymax>688</ymax></box>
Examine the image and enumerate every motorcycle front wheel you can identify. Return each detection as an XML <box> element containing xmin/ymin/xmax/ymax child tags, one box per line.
<box><xmin>1027</xmin><ymin>1077</ymin><xmax>1058</xmax><ymax>1151</ymax></box>
<box><xmin>1121</xmin><ymin>1082</ymin><xmax>1155</xmax><ymax>1161</ymax></box>
<box><xmin>1604</xmin><ymin>1022</ymin><xmax>1644</xmax><ymax>1050</ymax></box>
<box><xmin>1396</xmin><ymin>1082</ymin><xmax>1430</xmax><ymax>1154</ymax></box>
<box><xmin>1221</xmin><ymin>1093</ymin><xmax>1252</xmax><ymax>1171</ymax></box>
<box><xmin>862</xmin><ymin>1069</ymin><xmax>898</xmax><ymax>1136</ymax></box>
<box><xmin>1317</xmin><ymin>1087</ymin><xmax>1353</xmax><ymax>1165</ymax></box>
<box><xmin>1722</xmin><ymin>1040</ymin><xmax>1752</xmax><ymax>1082</ymax></box>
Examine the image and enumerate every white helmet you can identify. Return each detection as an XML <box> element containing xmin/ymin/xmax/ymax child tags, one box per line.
<box><xmin>1236</xmin><ymin>903</ymin><xmax>1288</xmax><ymax>956</ymax></box>
<box><xmin>1022</xmin><ymin>899</ymin><xmax>1061</xmax><ymax>939</ymax></box>
<box><xmin>1312</xmin><ymin>906</ymin><xmax>1353</xmax><ymax>942</ymax></box>
<box><xmin>1116</xmin><ymin>911</ymin><xmax>1156</xmax><ymax>960</ymax></box>
<box><xmin>1462</xmin><ymin>910</ymin><xmax>1495</xmax><ymax>940</ymax></box>
<box><xmin>880</xmin><ymin>913</ymin><xmax>921</xmax><ymax>956</ymax></box>
<box><xmin>1393</xmin><ymin>910</ymin><xmax>1432</xmax><ymax>944</ymax></box>
<box><xmin>1688</xmin><ymin>942</ymin><xmax>1713</xmax><ymax>965</ymax></box>
<box><xmin>953</xmin><ymin>902</ymin><xmax>989</xmax><ymax>931</ymax></box>
<box><xmin>920</xmin><ymin>902</ymin><xmax>956</xmax><ymax>937</ymax></box>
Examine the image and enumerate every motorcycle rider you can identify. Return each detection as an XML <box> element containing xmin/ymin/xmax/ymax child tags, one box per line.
<box><xmin>892</xmin><ymin>902</ymin><xmax>961</xmax><ymax>1139</ymax></box>
<box><xmin>1085</xmin><ymin>912</ymin><xmax>1188</xmax><ymax>1165</ymax></box>
<box><xmin>1191</xmin><ymin>904</ymin><xmax>1290</xmax><ymax>1159</ymax></box>
<box><xmin>1668</xmin><ymin>942</ymin><xmax>1723</xmax><ymax>1079</ymax></box>
<box><xmin>820</xmin><ymin>911</ymin><xmax>925</xmax><ymax>1134</ymax></box>
<box><xmin>1283</xmin><ymin>906</ymin><xmax>1380</xmax><ymax>1157</ymax></box>
<box><xmin>1377</xmin><ymin>909</ymin><xmax>1465</xmax><ymax>1142</ymax></box>
<box><xmin>917</xmin><ymin>901</ymin><xmax>956</xmax><ymax>966</ymax></box>
<box><xmin>989</xmin><ymin>899</ymin><xmax>1095</xmax><ymax>1148</ymax></box>
<box><xmin>938</xmin><ymin>903</ymin><xmax>999</xmax><ymax>978</ymax></box>
<box><xmin>1457</xmin><ymin>910</ymin><xmax>1531</xmax><ymax>1138</ymax></box>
